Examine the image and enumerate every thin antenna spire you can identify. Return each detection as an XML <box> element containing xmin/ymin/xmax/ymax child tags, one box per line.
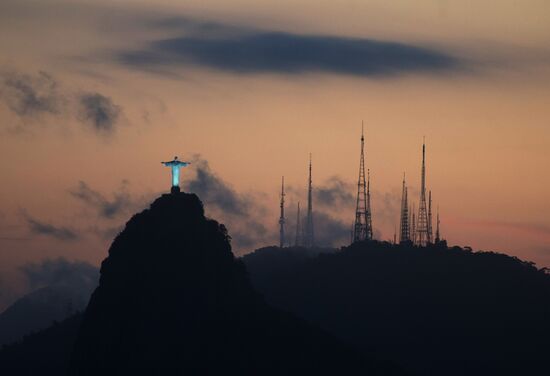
<box><xmin>411</xmin><ymin>202</ymin><xmax>416</xmax><ymax>245</ymax></box>
<box><xmin>353</xmin><ymin>123</ymin><xmax>372</xmax><ymax>242</ymax></box>
<box><xmin>416</xmin><ymin>139</ymin><xmax>430</xmax><ymax>246</ymax></box>
<box><xmin>295</xmin><ymin>202</ymin><xmax>301</xmax><ymax>247</ymax></box>
<box><xmin>428</xmin><ymin>190</ymin><xmax>433</xmax><ymax>244</ymax></box>
<box><xmin>366</xmin><ymin>169</ymin><xmax>373</xmax><ymax>240</ymax></box>
<box><xmin>435</xmin><ymin>204</ymin><xmax>441</xmax><ymax>243</ymax></box>
<box><xmin>305</xmin><ymin>154</ymin><xmax>314</xmax><ymax>248</ymax></box>
<box><xmin>399</xmin><ymin>172</ymin><xmax>410</xmax><ymax>243</ymax></box>
<box><xmin>279</xmin><ymin>176</ymin><xmax>285</xmax><ymax>248</ymax></box>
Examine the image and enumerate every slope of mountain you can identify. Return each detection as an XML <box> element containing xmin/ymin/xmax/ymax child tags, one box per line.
<box><xmin>65</xmin><ymin>191</ymin><xmax>390</xmax><ymax>375</ymax></box>
<box><xmin>0</xmin><ymin>314</ymin><xmax>83</xmax><ymax>374</ymax></box>
<box><xmin>0</xmin><ymin>282</ymin><xmax>95</xmax><ymax>347</ymax></box>
<box><xmin>243</xmin><ymin>241</ymin><xmax>550</xmax><ymax>376</ymax></box>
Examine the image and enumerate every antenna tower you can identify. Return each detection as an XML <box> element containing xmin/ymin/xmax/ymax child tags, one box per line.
<box><xmin>366</xmin><ymin>170</ymin><xmax>373</xmax><ymax>240</ymax></box>
<box><xmin>411</xmin><ymin>203</ymin><xmax>416</xmax><ymax>245</ymax></box>
<box><xmin>399</xmin><ymin>173</ymin><xmax>410</xmax><ymax>243</ymax></box>
<box><xmin>353</xmin><ymin>124</ymin><xmax>373</xmax><ymax>242</ymax></box>
<box><xmin>435</xmin><ymin>205</ymin><xmax>441</xmax><ymax>243</ymax></box>
<box><xmin>304</xmin><ymin>154</ymin><xmax>314</xmax><ymax>248</ymax></box>
<box><xmin>279</xmin><ymin>176</ymin><xmax>285</xmax><ymax>248</ymax></box>
<box><xmin>416</xmin><ymin>140</ymin><xmax>430</xmax><ymax>246</ymax></box>
<box><xmin>294</xmin><ymin>202</ymin><xmax>301</xmax><ymax>247</ymax></box>
<box><xmin>428</xmin><ymin>190</ymin><xmax>433</xmax><ymax>243</ymax></box>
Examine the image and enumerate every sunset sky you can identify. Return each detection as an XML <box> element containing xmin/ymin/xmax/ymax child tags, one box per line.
<box><xmin>1</xmin><ymin>0</ymin><xmax>549</xmax><ymax>309</ymax></box>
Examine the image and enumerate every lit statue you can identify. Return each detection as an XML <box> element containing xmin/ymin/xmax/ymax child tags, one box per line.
<box><xmin>161</xmin><ymin>156</ymin><xmax>190</xmax><ymax>189</ymax></box>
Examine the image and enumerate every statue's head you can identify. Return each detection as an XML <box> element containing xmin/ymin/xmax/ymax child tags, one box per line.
<box><xmin>174</xmin><ymin>156</ymin><xmax>178</xmax><ymax>160</ymax></box>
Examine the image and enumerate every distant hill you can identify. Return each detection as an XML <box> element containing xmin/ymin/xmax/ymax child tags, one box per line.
<box><xmin>242</xmin><ymin>245</ymin><xmax>335</xmax><ymax>277</ymax></box>
<box><xmin>242</xmin><ymin>241</ymin><xmax>550</xmax><ymax>376</ymax></box>
<box><xmin>0</xmin><ymin>314</ymin><xmax>83</xmax><ymax>374</ymax></box>
<box><xmin>0</xmin><ymin>278</ymin><xmax>96</xmax><ymax>347</ymax></box>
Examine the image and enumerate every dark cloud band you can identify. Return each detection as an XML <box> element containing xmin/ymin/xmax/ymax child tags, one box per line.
<box><xmin>118</xmin><ymin>29</ymin><xmax>457</xmax><ymax>77</ymax></box>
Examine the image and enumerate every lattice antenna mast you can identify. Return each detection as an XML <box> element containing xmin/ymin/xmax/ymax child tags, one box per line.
<box><xmin>399</xmin><ymin>173</ymin><xmax>410</xmax><ymax>243</ymax></box>
<box><xmin>428</xmin><ymin>190</ymin><xmax>433</xmax><ymax>244</ymax></box>
<box><xmin>294</xmin><ymin>202</ymin><xmax>301</xmax><ymax>247</ymax></box>
<box><xmin>279</xmin><ymin>176</ymin><xmax>286</xmax><ymax>248</ymax></box>
<box><xmin>366</xmin><ymin>169</ymin><xmax>373</xmax><ymax>240</ymax></box>
<box><xmin>353</xmin><ymin>123</ymin><xmax>368</xmax><ymax>242</ymax></box>
<box><xmin>435</xmin><ymin>205</ymin><xmax>441</xmax><ymax>243</ymax></box>
<box><xmin>411</xmin><ymin>203</ymin><xmax>416</xmax><ymax>245</ymax></box>
<box><xmin>416</xmin><ymin>139</ymin><xmax>430</xmax><ymax>246</ymax></box>
<box><xmin>305</xmin><ymin>154</ymin><xmax>314</xmax><ymax>248</ymax></box>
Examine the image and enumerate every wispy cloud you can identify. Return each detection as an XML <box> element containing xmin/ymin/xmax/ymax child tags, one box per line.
<box><xmin>77</xmin><ymin>93</ymin><xmax>121</xmax><ymax>134</ymax></box>
<box><xmin>185</xmin><ymin>157</ymin><xmax>251</xmax><ymax>217</ymax></box>
<box><xmin>313</xmin><ymin>211</ymin><xmax>351</xmax><ymax>247</ymax></box>
<box><xmin>0</xmin><ymin>70</ymin><xmax>123</xmax><ymax>136</ymax></box>
<box><xmin>22</xmin><ymin>213</ymin><xmax>78</xmax><ymax>241</ymax></box>
<box><xmin>69</xmin><ymin>181</ymin><xmax>136</xmax><ymax>219</ymax></box>
<box><xmin>19</xmin><ymin>257</ymin><xmax>98</xmax><ymax>290</ymax></box>
<box><xmin>0</xmin><ymin>70</ymin><xmax>63</xmax><ymax>117</ymax></box>
<box><xmin>314</xmin><ymin>177</ymin><xmax>354</xmax><ymax>209</ymax></box>
<box><xmin>183</xmin><ymin>156</ymin><xmax>273</xmax><ymax>251</ymax></box>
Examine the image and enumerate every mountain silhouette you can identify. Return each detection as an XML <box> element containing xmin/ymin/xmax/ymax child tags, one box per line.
<box><xmin>5</xmin><ymin>190</ymin><xmax>547</xmax><ymax>375</ymax></box>
<box><xmin>243</xmin><ymin>241</ymin><xmax>550</xmax><ymax>376</ymax></box>
<box><xmin>0</xmin><ymin>313</ymin><xmax>83</xmax><ymax>374</ymax></box>
<box><xmin>64</xmin><ymin>191</ymin><xmax>393</xmax><ymax>375</ymax></box>
<box><xmin>0</xmin><ymin>260</ymin><xmax>98</xmax><ymax>347</ymax></box>
<box><xmin>0</xmin><ymin>285</ymin><xmax>88</xmax><ymax>347</ymax></box>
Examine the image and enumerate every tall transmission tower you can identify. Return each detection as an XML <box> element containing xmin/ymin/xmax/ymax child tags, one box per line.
<box><xmin>353</xmin><ymin>124</ymin><xmax>373</xmax><ymax>242</ymax></box>
<box><xmin>279</xmin><ymin>176</ymin><xmax>286</xmax><ymax>248</ymax></box>
<box><xmin>399</xmin><ymin>173</ymin><xmax>410</xmax><ymax>243</ymax></box>
<box><xmin>353</xmin><ymin>125</ymin><xmax>368</xmax><ymax>242</ymax></box>
<box><xmin>294</xmin><ymin>202</ymin><xmax>301</xmax><ymax>247</ymax></box>
<box><xmin>411</xmin><ymin>203</ymin><xmax>416</xmax><ymax>245</ymax></box>
<box><xmin>435</xmin><ymin>205</ymin><xmax>441</xmax><ymax>243</ymax></box>
<box><xmin>304</xmin><ymin>154</ymin><xmax>314</xmax><ymax>248</ymax></box>
<box><xmin>428</xmin><ymin>190</ymin><xmax>433</xmax><ymax>244</ymax></box>
<box><xmin>366</xmin><ymin>169</ymin><xmax>373</xmax><ymax>240</ymax></box>
<box><xmin>416</xmin><ymin>140</ymin><xmax>430</xmax><ymax>246</ymax></box>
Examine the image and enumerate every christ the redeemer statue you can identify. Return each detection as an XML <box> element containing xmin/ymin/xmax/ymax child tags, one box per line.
<box><xmin>162</xmin><ymin>156</ymin><xmax>190</xmax><ymax>193</ymax></box>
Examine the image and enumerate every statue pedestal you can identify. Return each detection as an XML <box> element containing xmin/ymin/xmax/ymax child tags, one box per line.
<box><xmin>171</xmin><ymin>186</ymin><xmax>181</xmax><ymax>194</ymax></box>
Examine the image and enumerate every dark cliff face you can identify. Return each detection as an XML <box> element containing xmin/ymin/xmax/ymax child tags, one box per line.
<box><xmin>69</xmin><ymin>192</ymin><xmax>374</xmax><ymax>375</ymax></box>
